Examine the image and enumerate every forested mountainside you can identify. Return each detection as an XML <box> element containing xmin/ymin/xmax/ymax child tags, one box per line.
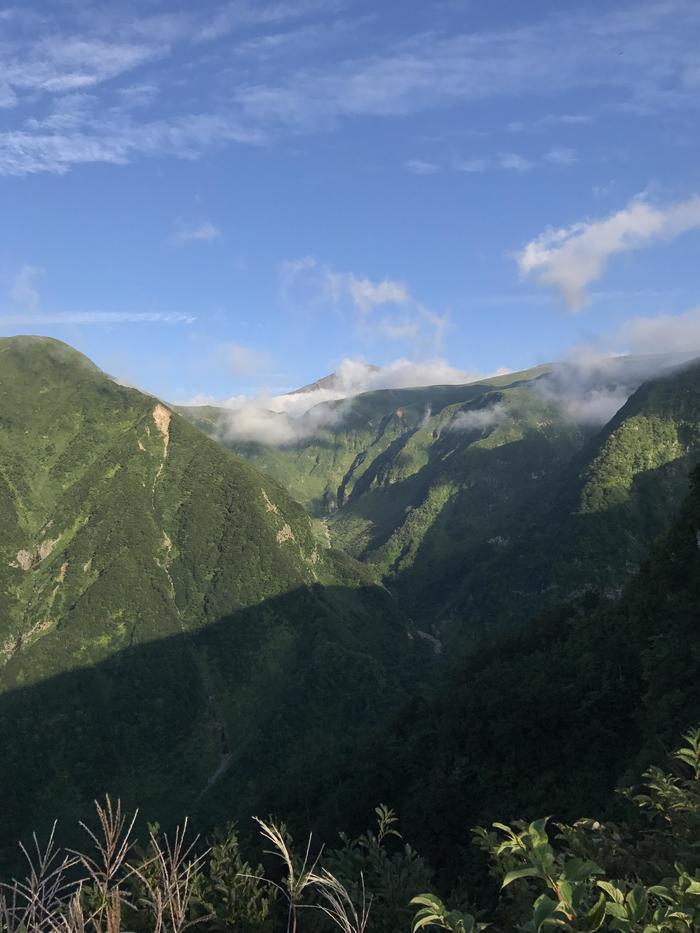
<box><xmin>183</xmin><ymin>355</ymin><xmax>700</xmax><ymax>643</ymax></box>
<box><xmin>3</xmin><ymin>335</ymin><xmax>700</xmax><ymax>924</ymax></box>
<box><xmin>235</xmin><ymin>456</ymin><xmax>700</xmax><ymax>888</ymax></box>
<box><xmin>0</xmin><ymin>337</ymin><xmax>415</xmax><ymax>864</ymax></box>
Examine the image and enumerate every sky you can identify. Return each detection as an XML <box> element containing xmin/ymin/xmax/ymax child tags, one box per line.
<box><xmin>1</xmin><ymin>0</ymin><xmax>700</xmax><ymax>404</ymax></box>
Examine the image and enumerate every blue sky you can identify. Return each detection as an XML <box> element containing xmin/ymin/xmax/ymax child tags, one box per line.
<box><xmin>1</xmin><ymin>0</ymin><xmax>700</xmax><ymax>403</ymax></box>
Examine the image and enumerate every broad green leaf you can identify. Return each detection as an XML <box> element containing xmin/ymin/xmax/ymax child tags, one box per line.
<box><xmin>532</xmin><ymin>893</ymin><xmax>558</xmax><ymax>932</ymax></box>
<box><xmin>626</xmin><ymin>885</ymin><xmax>648</xmax><ymax>922</ymax></box>
<box><xmin>605</xmin><ymin>902</ymin><xmax>629</xmax><ymax>921</ymax></box>
<box><xmin>528</xmin><ymin>817</ymin><xmax>551</xmax><ymax>847</ymax></box>
<box><xmin>579</xmin><ymin>893</ymin><xmax>607</xmax><ymax>932</ymax></box>
<box><xmin>502</xmin><ymin>867</ymin><xmax>543</xmax><ymax>889</ymax></box>
<box><xmin>411</xmin><ymin>894</ymin><xmax>448</xmax><ymax>911</ymax></box>
<box><xmin>598</xmin><ymin>881</ymin><xmax>625</xmax><ymax>904</ymax></box>
<box><xmin>562</xmin><ymin>858</ymin><xmax>604</xmax><ymax>884</ymax></box>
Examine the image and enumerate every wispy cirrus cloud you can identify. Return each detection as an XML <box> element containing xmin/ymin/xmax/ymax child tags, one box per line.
<box><xmin>544</xmin><ymin>147</ymin><xmax>578</xmax><ymax>165</ymax></box>
<box><xmin>518</xmin><ymin>194</ymin><xmax>700</xmax><ymax>310</ymax></box>
<box><xmin>0</xmin><ymin>1</ymin><xmax>697</xmax><ymax>175</ymax></box>
<box><xmin>170</xmin><ymin>222</ymin><xmax>222</xmax><ymax>245</ymax></box>
<box><xmin>195</xmin><ymin>0</ymin><xmax>343</xmax><ymax>42</ymax></box>
<box><xmin>0</xmin><ymin>311</ymin><xmax>196</xmax><ymax>325</ymax></box>
<box><xmin>279</xmin><ymin>255</ymin><xmax>447</xmax><ymax>348</ymax></box>
<box><xmin>404</xmin><ymin>158</ymin><xmax>439</xmax><ymax>175</ymax></box>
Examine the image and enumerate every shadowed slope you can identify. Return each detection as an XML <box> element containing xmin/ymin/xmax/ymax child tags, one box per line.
<box><xmin>0</xmin><ymin>337</ymin><xmax>417</xmax><ymax>864</ymax></box>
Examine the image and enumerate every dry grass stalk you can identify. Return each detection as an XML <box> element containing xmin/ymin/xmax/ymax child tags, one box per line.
<box><xmin>0</xmin><ymin>822</ymin><xmax>77</xmax><ymax>932</ymax></box>
<box><xmin>252</xmin><ymin>818</ymin><xmax>323</xmax><ymax>933</ymax></box>
<box><xmin>309</xmin><ymin>869</ymin><xmax>372</xmax><ymax>933</ymax></box>
<box><xmin>131</xmin><ymin>817</ymin><xmax>209</xmax><ymax>933</ymax></box>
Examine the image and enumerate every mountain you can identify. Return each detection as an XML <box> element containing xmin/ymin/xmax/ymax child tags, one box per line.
<box><xmin>6</xmin><ymin>336</ymin><xmax>700</xmax><ymax>886</ymax></box>
<box><xmin>0</xmin><ymin>337</ymin><xmax>414</xmax><ymax>861</ymax></box>
<box><xmin>182</xmin><ymin>355</ymin><xmax>700</xmax><ymax>644</ymax></box>
<box><xmin>348</xmin><ymin>454</ymin><xmax>700</xmax><ymax>880</ymax></box>
<box><xmin>248</xmin><ymin>453</ymin><xmax>700</xmax><ymax>885</ymax></box>
<box><xmin>289</xmin><ymin>364</ymin><xmax>380</xmax><ymax>395</ymax></box>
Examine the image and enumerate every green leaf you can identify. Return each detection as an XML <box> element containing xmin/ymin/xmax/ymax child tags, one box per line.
<box><xmin>556</xmin><ymin>879</ymin><xmax>574</xmax><ymax>912</ymax></box>
<box><xmin>597</xmin><ymin>881</ymin><xmax>625</xmax><ymax>905</ymax></box>
<box><xmin>579</xmin><ymin>893</ymin><xmax>607</xmax><ymax>932</ymax></box>
<box><xmin>605</xmin><ymin>902</ymin><xmax>629</xmax><ymax>921</ymax></box>
<box><xmin>411</xmin><ymin>895</ymin><xmax>448</xmax><ymax>911</ymax></box>
<box><xmin>625</xmin><ymin>885</ymin><xmax>648</xmax><ymax>923</ymax></box>
<box><xmin>528</xmin><ymin>817</ymin><xmax>551</xmax><ymax>847</ymax></box>
<box><xmin>413</xmin><ymin>910</ymin><xmax>443</xmax><ymax>931</ymax></box>
<box><xmin>532</xmin><ymin>893</ymin><xmax>558</xmax><ymax>932</ymax></box>
<box><xmin>502</xmin><ymin>867</ymin><xmax>543</xmax><ymax>889</ymax></box>
<box><xmin>562</xmin><ymin>858</ymin><xmax>605</xmax><ymax>884</ymax></box>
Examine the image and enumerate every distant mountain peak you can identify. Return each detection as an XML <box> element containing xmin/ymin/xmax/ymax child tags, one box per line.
<box><xmin>290</xmin><ymin>365</ymin><xmax>380</xmax><ymax>395</ymax></box>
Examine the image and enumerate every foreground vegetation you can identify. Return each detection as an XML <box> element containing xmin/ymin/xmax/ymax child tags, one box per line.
<box><xmin>4</xmin><ymin>731</ymin><xmax>700</xmax><ymax>932</ymax></box>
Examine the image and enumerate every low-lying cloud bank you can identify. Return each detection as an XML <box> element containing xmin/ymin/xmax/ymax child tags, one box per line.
<box><xmin>181</xmin><ymin>307</ymin><xmax>700</xmax><ymax>446</ymax></box>
<box><xmin>536</xmin><ymin>344</ymin><xmax>700</xmax><ymax>427</ymax></box>
<box><xmin>187</xmin><ymin>357</ymin><xmax>492</xmax><ymax>446</ymax></box>
<box><xmin>449</xmin><ymin>403</ymin><xmax>508</xmax><ymax>432</ymax></box>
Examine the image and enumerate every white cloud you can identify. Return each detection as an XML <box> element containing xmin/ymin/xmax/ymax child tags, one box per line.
<box><xmin>618</xmin><ymin>305</ymin><xmax>700</xmax><ymax>355</ymax></box>
<box><xmin>280</xmin><ymin>256</ymin><xmax>447</xmax><ymax>349</ymax></box>
<box><xmin>170</xmin><ymin>222</ymin><xmax>222</xmax><ymax>245</ymax></box>
<box><xmin>544</xmin><ymin>147</ymin><xmax>577</xmax><ymax>165</ymax></box>
<box><xmin>530</xmin><ymin>341</ymin><xmax>700</xmax><ymax>426</ymax></box>
<box><xmin>0</xmin><ymin>311</ymin><xmax>196</xmax><ymax>324</ymax></box>
<box><xmin>558</xmin><ymin>387</ymin><xmax>630</xmax><ymax>425</ymax></box>
<box><xmin>507</xmin><ymin>113</ymin><xmax>593</xmax><ymax>133</ymax></box>
<box><xmin>5</xmin><ymin>36</ymin><xmax>164</xmax><ymax>96</ymax></box>
<box><xmin>0</xmin><ymin>2</ymin><xmax>697</xmax><ymax>175</ymax></box>
<box><xmin>347</xmin><ymin>275</ymin><xmax>410</xmax><ymax>313</ymax></box>
<box><xmin>116</xmin><ymin>83</ymin><xmax>159</xmax><ymax>109</ymax></box>
<box><xmin>449</xmin><ymin>402</ymin><xmax>508</xmax><ymax>431</ymax></box>
<box><xmin>186</xmin><ymin>356</ymin><xmax>483</xmax><ymax>445</ymax></box>
<box><xmin>195</xmin><ymin>0</ymin><xmax>338</xmax><ymax>43</ymax></box>
<box><xmin>9</xmin><ymin>264</ymin><xmax>43</xmax><ymax>312</ymax></box>
<box><xmin>498</xmin><ymin>152</ymin><xmax>532</xmax><ymax>172</ymax></box>
<box><xmin>518</xmin><ymin>195</ymin><xmax>700</xmax><ymax>310</ymax></box>
<box><xmin>454</xmin><ymin>158</ymin><xmax>487</xmax><ymax>173</ymax></box>
<box><xmin>404</xmin><ymin>158</ymin><xmax>439</xmax><ymax>175</ymax></box>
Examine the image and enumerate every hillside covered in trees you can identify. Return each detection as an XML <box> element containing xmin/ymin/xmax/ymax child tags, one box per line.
<box><xmin>2</xmin><ymin>338</ymin><xmax>700</xmax><ymax>931</ymax></box>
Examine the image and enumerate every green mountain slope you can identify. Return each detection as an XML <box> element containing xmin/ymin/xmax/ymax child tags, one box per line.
<box><xmin>180</xmin><ymin>366</ymin><xmax>552</xmax><ymax>519</ymax></box>
<box><xmin>392</xmin><ymin>455</ymin><xmax>700</xmax><ymax>874</ymax></box>
<box><xmin>0</xmin><ymin>337</ymin><xmax>413</xmax><ymax>860</ymax></box>
<box><xmin>184</xmin><ymin>357</ymin><xmax>700</xmax><ymax>642</ymax></box>
<box><xmin>263</xmin><ymin>458</ymin><xmax>700</xmax><ymax>882</ymax></box>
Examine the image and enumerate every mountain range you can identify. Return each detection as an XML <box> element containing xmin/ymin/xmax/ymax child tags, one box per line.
<box><xmin>2</xmin><ymin>334</ymin><xmax>700</xmax><ymax>880</ymax></box>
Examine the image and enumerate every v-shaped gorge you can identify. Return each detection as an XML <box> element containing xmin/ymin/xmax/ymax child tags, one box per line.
<box><xmin>5</xmin><ymin>336</ymin><xmax>700</xmax><ymax>870</ymax></box>
<box><xmin>0</xmin><ymin>337</ymin><xmax>414</xmax><ymax>860</ymax></box>
<box><xmin>186</xmin><ymin>355</ymin><xmax>700</xmax><ymax>644</ymax></box>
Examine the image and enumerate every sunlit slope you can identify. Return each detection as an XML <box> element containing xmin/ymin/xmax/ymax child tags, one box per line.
<box><xmin>414</xmin><ymin>358</ymin><xmax>700</xmax><ymax>637</ymax></box>
<box><xmin>0</xmin><ymin>336</ymin><xmax>330</xmax><ymax>680</ymax></box>
<box><xmin>0</xmin><ymin>337</ymin><xmax>412</xmax><ymax>854</ymax></box>
<box><xmin>185</xmin><ymin>357</ymin><xmax>700</xmax><ymax>638</ymax></box>
<box><xmin>179</xmin><ymin>365</ymin><xmax>552</xmax><ymax>517</ymax></box>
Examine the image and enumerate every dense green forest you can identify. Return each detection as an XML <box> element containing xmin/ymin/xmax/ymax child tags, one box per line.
<box><xmin>2</xmin><ymin>337</ymin><xmax>700</xmax><ymax>930</ymax></box>
<box><xmin>184</xmin><ymin>354</ymin><xmax>700</xmax><ymax>642</ymax></box>
<box><xmin>0</xmin><ymin>337</ymin><xmax>418</xmax><ymax>863</ymax></box>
